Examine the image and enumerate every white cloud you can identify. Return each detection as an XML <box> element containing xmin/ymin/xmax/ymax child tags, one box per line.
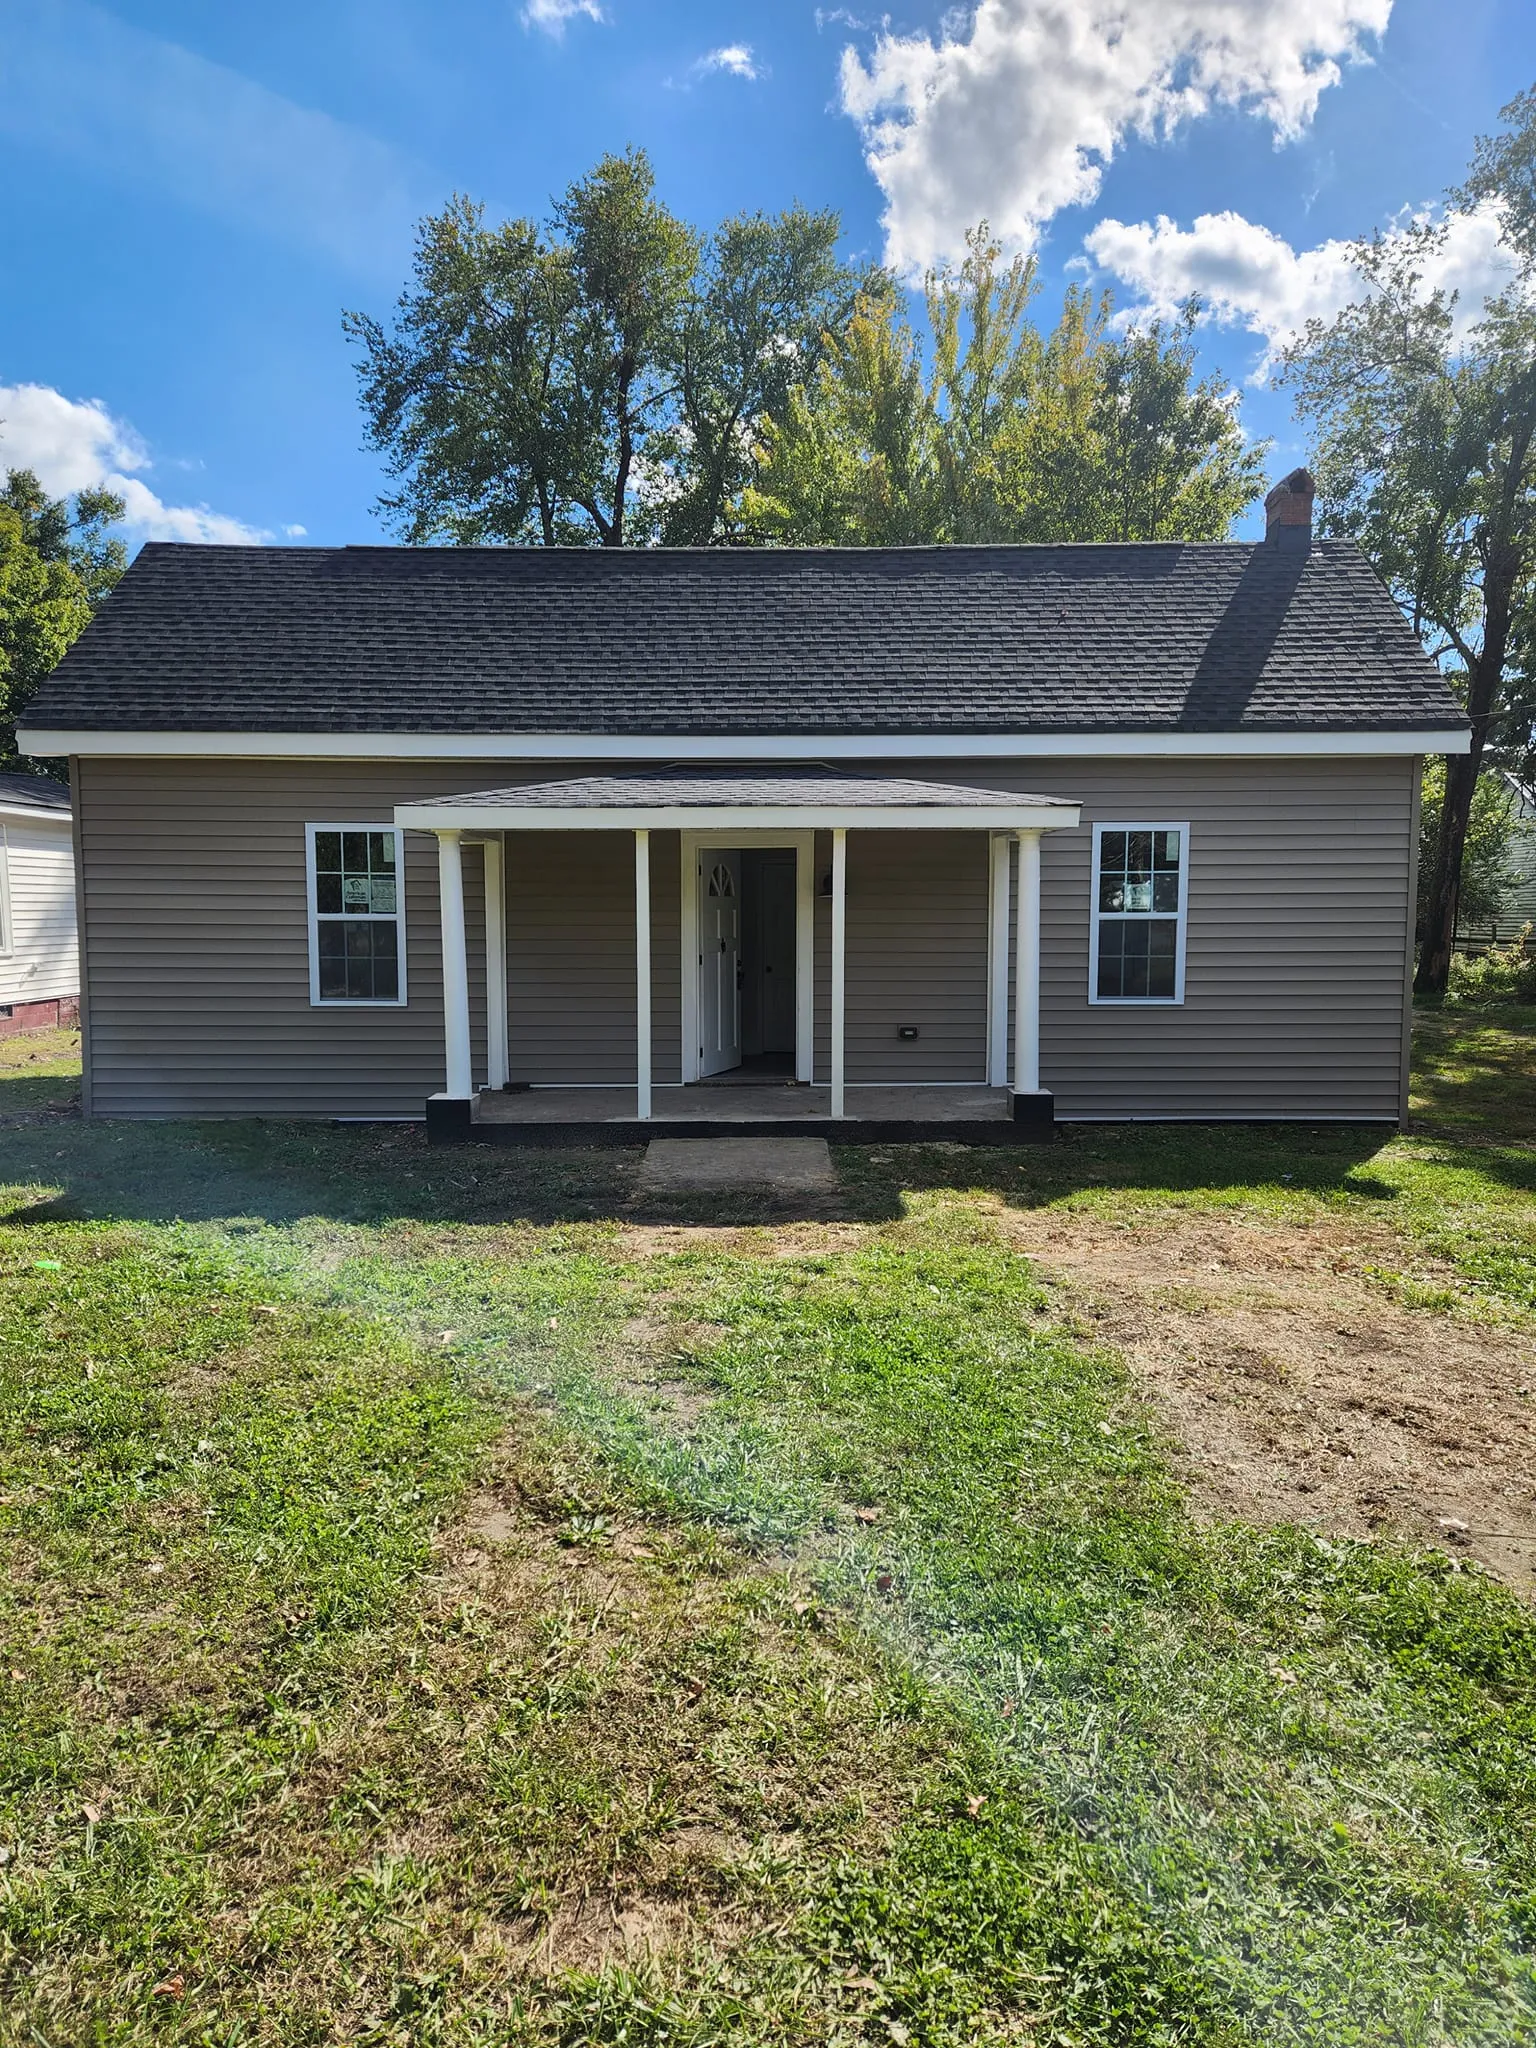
<box><xmin>1083</xmin><ymin>201</ymin><xmax>1517</xmax><ymax>372</ymax></box>
<box><xmin>521</xmin><ymin>0</ymin><xmax>604</xmax><ymax>33</ymax></box>
<box><xmin>0</xmin><ymin>383</ymin><xmax>270</xmax><ymax>545</ymax></box>
<box><xmin>0</xmin><ymin>0</ymin><xmax>424</xmax><ymax>273</ymax></box>
<box><xmin>697</xmin><ymin>44</ymin><xmax>760</xmax><ymax>80</ymax></box>
<box><xmin>838</xmin><ymin>0</ymin><xmax>1394</xmax><ymax>275</ymax></box>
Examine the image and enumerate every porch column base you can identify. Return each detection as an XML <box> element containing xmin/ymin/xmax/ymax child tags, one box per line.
<box><xmin>426</xmin><ymin>1092</ymin><xmax>478</xmax><ymax>1145</ymax></box>
<box><xmin>1009</xmin><ymin>1088</ymin><xmax>1055</xmax><ymax>1127</ymax></box>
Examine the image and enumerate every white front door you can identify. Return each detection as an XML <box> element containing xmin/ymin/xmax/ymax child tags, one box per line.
<box><xmin>698</xmin><ymin>853</ymin><xmax>742</xmax><ymax>1075</ymax></box>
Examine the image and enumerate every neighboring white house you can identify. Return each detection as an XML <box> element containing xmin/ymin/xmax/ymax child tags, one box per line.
<box><xmin>1492</xmin><ymin>778</ymin><xmax>1536</xmax><ymax>934</ymax></box>
<box><xmin>0</xmin><ymin>772</ymin><xmax>79</xmax><ymax>1037</ymax></box>
<box><xmin>1457</xmin><ymin>774</ymin><xmax>1536</xmax><ymax>946</ymax></box>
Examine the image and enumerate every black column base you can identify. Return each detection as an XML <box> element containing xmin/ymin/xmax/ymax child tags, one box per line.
<box><xmin>1009</xmin><ymin>1089</ymin><xmax>1055</xmax><ymax>1127</ymax></box>
<box><xmin>426</xmin><ymin>1093</ymin><xmax>476</xmax><ymax>1144</ymax></box>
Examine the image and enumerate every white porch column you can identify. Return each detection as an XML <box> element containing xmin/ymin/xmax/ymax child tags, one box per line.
<box><xmin>436</xmin><ymin>829</ymin><xmax>473</xmax><ymax>1100</ymax></box>
<box><xmin>987</xmin><ymin>832</ymin><xmax>1012</xmax><ymax>1087</ymax></box>
<box><xmin>635</xmin><ymin>828</ymin><xmax>652</xmax><ymax>1120</ymax></box>
<box><xmin>482</xmin><ymin>834</ymin><xmax>509</xmax><ymax>1090</ymax></box>
<box><xmin>1013</xmin><ymin>829</ymin><xmax>1042</xmax><ymax>1096</ymax></box>
<box><xmin>829</xmin><ymin>826</ymin><xmax>848</xmax><ymax>1119</ymax></box>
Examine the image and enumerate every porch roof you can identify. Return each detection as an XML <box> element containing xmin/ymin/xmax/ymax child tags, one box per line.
<box><xmin>394</xmin><ymin>768</ymin><xmax>1080</xmax><ymax>834</ymax></box>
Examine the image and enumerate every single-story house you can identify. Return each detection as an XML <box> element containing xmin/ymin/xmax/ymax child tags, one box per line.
<box><xmin>19</xmin><ymin>471</ymin><xmax>1469</xmax><ymax>1142</ymax></box>
<box><xmin>0</xmin><ymin>772</ymin><xmax>79</xmax><ymax>1038</ymax></box>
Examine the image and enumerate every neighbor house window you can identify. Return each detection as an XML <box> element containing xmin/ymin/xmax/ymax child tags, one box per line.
<box><xmin>1090</xmin><ymin>824</ymin><xmax>1188</xmax><ymax>1004</ymax></box>
<box><xmin>306</xmin><ymin>825</ymin><xmax>407</xmax><ymax>1005</ymax></box>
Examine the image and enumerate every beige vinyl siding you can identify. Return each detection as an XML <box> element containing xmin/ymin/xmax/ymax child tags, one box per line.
<box><xmin>75</xmin><ymin>752</ymin><xmax>1415</xmax><ymax>1122</ymax></box>
<box><xmin>0</xmin><ymin>814</ymin><xmax>79</xmax><ymax>1007</ymax></box>
<box><xmin>845</xmin><ymin>830</ymin><xmax>989</xmax><ymax>1081</ymax></box>
<box><xmin>504</xmin><ymin>830</ymin><xmax>679</xmax><ymax>1085</ymax></box>
<box><xmin>77</xmin><ymin>760</ymin><xmax>495</xmax><ymax>1117</ymax></box>
<box><xmin>962</xmin><ymin>755</ymin><xmax>1414</xmax><ymax>1120</ymax></box>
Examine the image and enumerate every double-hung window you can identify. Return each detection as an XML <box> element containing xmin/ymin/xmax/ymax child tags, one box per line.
<box><xmin>306</xmin><ymin>825</ymin><xmax>407</xmax><ymax>1005</ymax></box>
<box><xmin>1090</xmin><ymin>823</ymin><xmax>1188</xmax><ymax>1003</ymax></box>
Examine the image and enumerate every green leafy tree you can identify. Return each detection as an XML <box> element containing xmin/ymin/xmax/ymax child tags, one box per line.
<box><xmin>652</xmin><ymin>206</ymin><xmax>868</xmax><ymax>544</ymax></box>
<box><xmin>347</xmin><ymin>150</ymin><xmax>867</xmax><ymax>547</ymax></box>
<box><xmin>743</xmin><ymin>232</ymin><xmax>1266</xmax><ymax>545</ymax></box>
<box><xmin>1280</xmin><ymin>90</ymin><xmax>1536</xmax><ymax>995</ymax></box>
<box><xmin>1</xmin><ymin>469</ymin><xmax>127</xmax><ymax>606</ymax></box>
<box><xmin>736</xmin><ymin>275</ymin><xmax>944</xmax><ymax>545</ymax></box>
<box><xmin>0</xmin><ymin>468</ymin><xmax>126</xmax><ymax>773</ymax></box>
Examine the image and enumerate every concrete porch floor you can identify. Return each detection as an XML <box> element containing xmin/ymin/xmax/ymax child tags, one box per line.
<box><xmin>479</xmin><ymin>1083</ymin><xmax>1010</xmax><ymax>1124</ymax></box>
<box><xmin>425</xmin><ymin>1082</ymin><xmax>1055</xmax><ymax>1147</ymax></box>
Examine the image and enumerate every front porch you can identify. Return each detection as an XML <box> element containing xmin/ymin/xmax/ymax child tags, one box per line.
<box><xmin>427</xmin><ymin>1080</ymin><xmax>1049</xmax><ymax>1146</ymax></box>
<box><xmin>398</xmin><ymin>769</ymin><xmax>1082</xmax><ymax>1146</ymax></box>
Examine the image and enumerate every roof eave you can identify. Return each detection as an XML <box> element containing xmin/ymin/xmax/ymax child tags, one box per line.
<box><xmin>17</xmin><ymin>726</ymin><xmax>1473</xmax><ymax>761</ymax></box>
<box><xmin>395</xmin><ymin>800</ymin><xmax>1082</xmax><ymax>833</ymax></box>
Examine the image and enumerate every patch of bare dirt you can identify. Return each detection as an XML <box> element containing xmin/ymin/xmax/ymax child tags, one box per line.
<box><xmin>617</xmin><ymin>1221</ymin><xmax>870</xmax><ymax>1259</ymax></box>
<box><xmin>189</xmin><ymin>1429</ymin><xmax>943</xmax><ymax>2026</ymax></box>
<box><xmin>516</xmin><ymin>1895</ymin><xmax>704</xmax><ymax>1973</ymax></box>
<box><xmin>997</xmin><ymin>1208</ymin><xmax>1536</xmax><ymax>1595</ymax></box>
<box><xmin>601</xmin><ymin>1315</ymin><xmax>723</xmax><ymax>1424</ymax></box>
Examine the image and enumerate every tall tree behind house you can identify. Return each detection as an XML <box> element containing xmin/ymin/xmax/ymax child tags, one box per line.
<box><xmin>349</xmin><ymin>158</ymin><xmax>1265</xmax><ymax>553</ymax></box>
<box><xmin>0</xmin><ymin>468</ymin><xmax>126</xmax><ymax>774</ymax></box>
<box><xmin>1281</xmin><ymin>87</ymin><xmax>1536</xmax><ymax>996</ymax></box>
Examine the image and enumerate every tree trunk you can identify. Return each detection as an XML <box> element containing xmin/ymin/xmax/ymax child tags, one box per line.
<box><xmin>609</xmin><ymin>354</ymin><xmax>635</xmax><ymax>547</ymax></box>
<box><xmin>1413</xmin><ymin>393</ymin><xmax>1531</xmax><ymax>995</ymax></box>
<box><xmin>1414</xmin><ymin>549</ymin><xmax>1519</xmax><ymax>994</ymax></box>
<box><xmin>1414</xmin><ymin>745</ymin><xmax>1480</xmax><ymax>993</ymax></box>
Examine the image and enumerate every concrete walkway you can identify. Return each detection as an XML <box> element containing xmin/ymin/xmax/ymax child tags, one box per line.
<box><xmin>637</xmin><ymin>1137</ymin><xmax>835</xmax><ymax>1194</ymax></box>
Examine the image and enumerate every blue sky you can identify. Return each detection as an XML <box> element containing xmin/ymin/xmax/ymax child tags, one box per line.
<box><xmin>1</xmin><ymin>0</ymin><xmax>1531</xmax><ymax>548</ymax></box>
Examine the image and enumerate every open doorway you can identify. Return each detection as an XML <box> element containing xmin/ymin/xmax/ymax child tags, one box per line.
<box><xmin>694</xmin><ymin>846</ymin><xmax>798</xmax><ymax>1082</ymax></box>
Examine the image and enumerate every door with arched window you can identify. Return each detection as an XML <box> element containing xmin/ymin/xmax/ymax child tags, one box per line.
<box><xmin>698</xmin><ymin>852</ymin><xmax>742</xmax><ymax>1075</ymax></box>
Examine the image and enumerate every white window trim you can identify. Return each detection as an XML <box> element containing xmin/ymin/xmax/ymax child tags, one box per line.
<box><xmin>305</xmin><ymin>822</ymin><xmax>408</xmax><ymax>1007</ymax></box>
<box><xmin>1088</xmin><ymin>821</ymin><xmax>1190</xmax><ymax>1007</ymax></box>
<box><xmin>0</xmin><ymin>827</ymin><xmax>11</xmax><ymax>958</ymax></box>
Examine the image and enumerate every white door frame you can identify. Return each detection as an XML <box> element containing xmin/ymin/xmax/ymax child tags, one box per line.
<box><xmin>680</xmin><ymin>828</ymin><xmax>815</xmax><ymax>1084</ymax></box>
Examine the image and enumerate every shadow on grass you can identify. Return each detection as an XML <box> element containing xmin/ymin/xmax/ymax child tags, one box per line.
<box><xmin>0</xmin><ymin>1072</ymin><xmax>80</xmax><ymax>1118</ymax></box>
<box><xmin>0</xmin><ymin>1109</ymin><xmax>1434</xmax><ymax>1236</ymax></box>
<box><xmin>1410</xmin><ymin>1003</ymin><xmax>1536</xmax><ymax>1146</ymax></box>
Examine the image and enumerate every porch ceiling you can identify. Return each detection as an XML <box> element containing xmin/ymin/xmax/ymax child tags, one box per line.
<box><xmin>394</xmin><ymin>767</ymin><xmax>1081</xmax><ymax>833</ymax></box>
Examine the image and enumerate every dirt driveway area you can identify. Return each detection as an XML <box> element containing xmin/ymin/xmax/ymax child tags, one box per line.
<box><xmin>999</xmin><ymin>1205</ymin><xmax>1536</xmax><ymax>1595</ymax></box>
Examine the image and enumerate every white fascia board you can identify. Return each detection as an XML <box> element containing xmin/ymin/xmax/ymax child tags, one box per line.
<box><xmin>395</xmin><ymin>802</ymin><xmax>1083</xmax><ymax>833</ymax></box>
<box><xmin>19</xmin><ymin>727</ymin><xmax>1472</xmax><ymax>760</ymax></box>
<box><xmin>0</xmin><ymin>801</ymin><xmax>70</xmax><ymax>823</ymax></box>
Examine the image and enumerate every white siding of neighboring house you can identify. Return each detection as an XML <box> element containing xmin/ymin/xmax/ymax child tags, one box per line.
<box><xmin>1497</xmin><ymin>800</ymin><xmax>1536</xmax><ymax>930</ymax></box>
<box><xmin>0</xmin><ymin>813</ymin><xmax>79</xmax><ymax>1007</ymax></box>
<box><xmin>1458</xmin><ymin>780</ymin><xmax>1536</xmax><ymax>943</ymax></box>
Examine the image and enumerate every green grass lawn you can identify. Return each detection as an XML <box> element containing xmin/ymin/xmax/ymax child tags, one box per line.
<box><xmin>0</xmin><ymin>1026</ymin><xmax>80</xmax><ymax>1117</ymax></box>
<box><xmin>0</xmin><ymin>1010</ymin><xmax>1533</xmax><ymax>2045</ymax></box>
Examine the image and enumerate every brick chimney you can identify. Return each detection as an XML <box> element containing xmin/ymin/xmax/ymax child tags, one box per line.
<box><xmin>1264</xmin><ymin>467</ymin><xmax>1315</xmax><ymax>551</ymax></box>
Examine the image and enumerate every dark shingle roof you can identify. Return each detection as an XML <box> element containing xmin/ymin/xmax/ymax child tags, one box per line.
<box><xmin>421</xmin><ymin>769</ymin><xmax>1074</xmax><ymax>810</ymax></box>
<box><xmin>0</xmin><ymin>772</ymin><xmax>70</xmax><ymax>812</ymax></box>
<box><xmin>25</xmin><ymin>540</ymin><xmax>1465</xmax><ymax>737</ymax></box>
